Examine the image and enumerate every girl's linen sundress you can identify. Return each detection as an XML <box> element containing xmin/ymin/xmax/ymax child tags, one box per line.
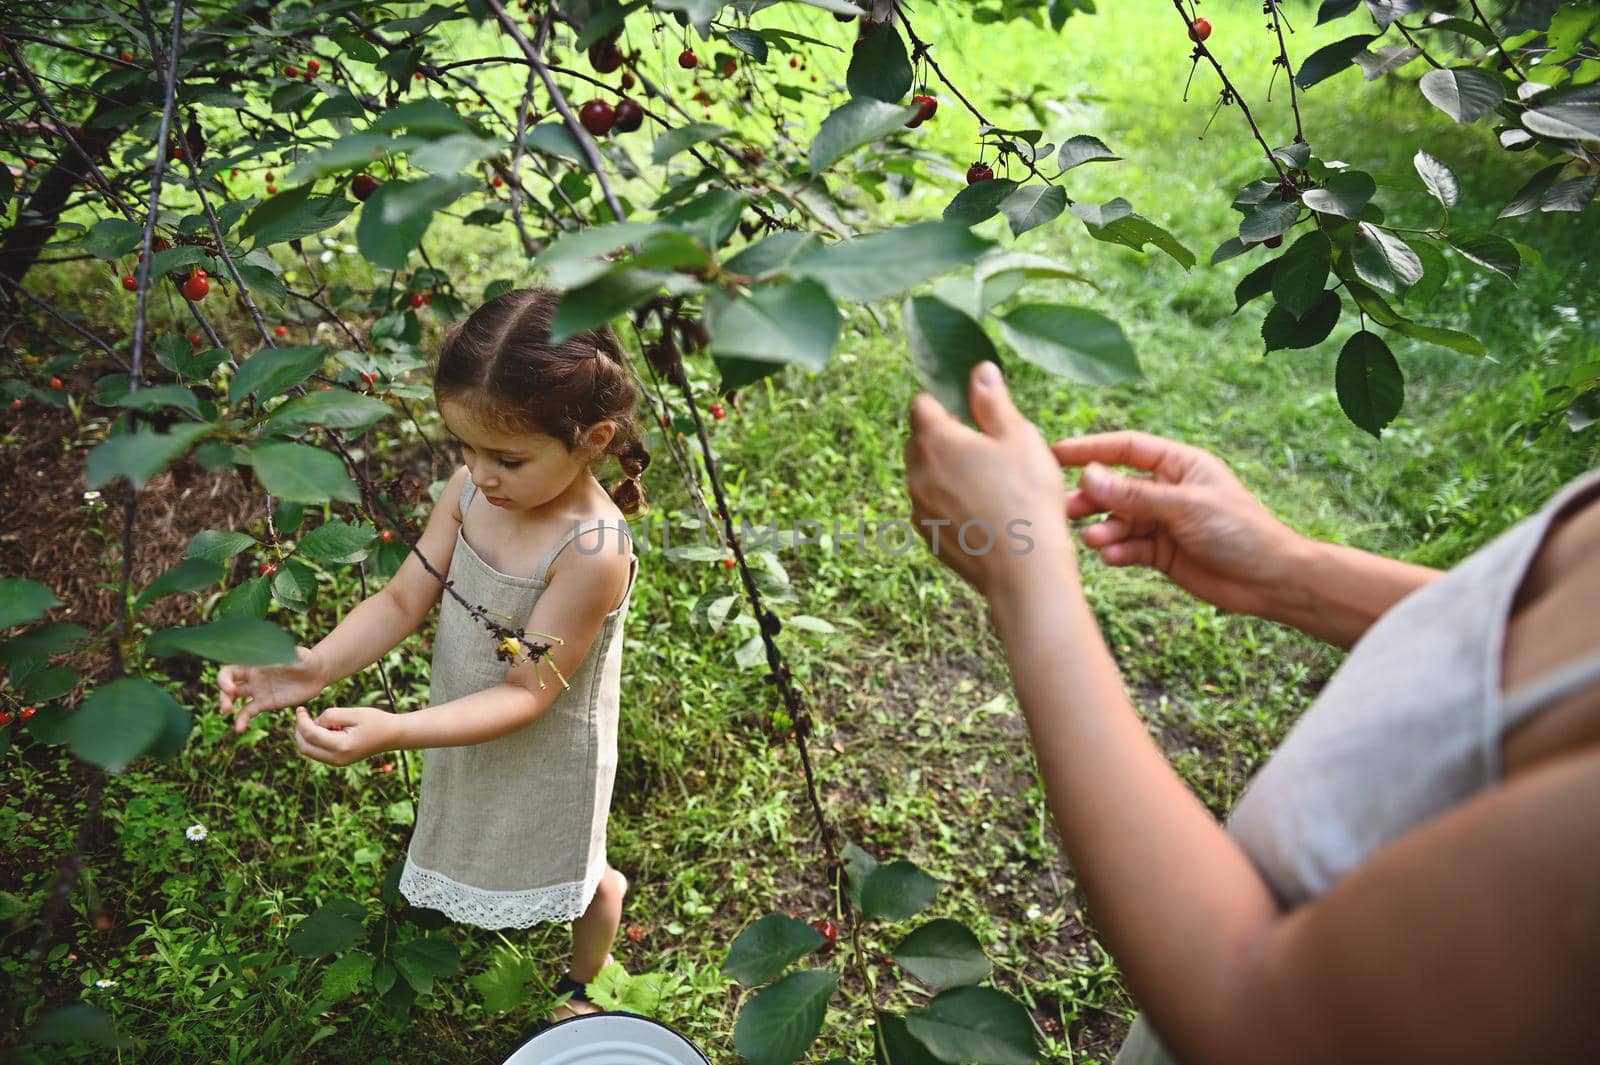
<box><xmin>398</xmin><ymin>473</ymin><xmax>639</xmax><ymax>930</ymax></box>
<box><xmin>1114</xmin><ymin>467</ymin><xmax>1600</xmax><ymax>1063</ymax></box>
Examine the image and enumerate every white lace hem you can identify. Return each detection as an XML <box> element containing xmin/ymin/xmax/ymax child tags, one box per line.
<box><xmin>398</xmin><ymin>855</ymin><xmax>604</xmax><ymax>930</ymax></box>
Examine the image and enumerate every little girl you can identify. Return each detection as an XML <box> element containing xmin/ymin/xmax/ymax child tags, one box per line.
<box><xmin>217</xmin><ymin>287</ymin><xmax>647</xmax><ymax>1023</ymax></box>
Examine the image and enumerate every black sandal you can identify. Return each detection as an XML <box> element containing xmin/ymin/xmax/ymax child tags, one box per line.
<box><xmin>516</xmin><ymin>974</ymin><xmax>594</xmax><ymax>1041</ymax></box>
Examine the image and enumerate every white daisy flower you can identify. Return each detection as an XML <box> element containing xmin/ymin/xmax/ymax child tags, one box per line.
<box><xmin>82</xmin><ymin>490</ymin><xmax>102</xmax><ymax>502</ymax></box>
<box><xmin>95</xmin><ymin>978</ymin><xmax>117</xmax><ymax>988</ymax></box>
<box><xmin>185</xmin><ymin>824</ymin><xmax>208</xmax><ymax>842</ymax></box>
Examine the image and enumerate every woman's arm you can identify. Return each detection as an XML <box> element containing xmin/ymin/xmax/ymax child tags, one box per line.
<box><xmin>908</xmin><ymin>365</ymin><xmax>1600</xmax><ymax>1063</ymax></box>
<box><xmin>1053</xmin><ymin>431</ymin><xmax>1438</xmax><ymax>649</ymax></box>
<box><xmin>291</xmin><ymin>524</ymin><xmax>633</xmax><ymax>762</ymax></box>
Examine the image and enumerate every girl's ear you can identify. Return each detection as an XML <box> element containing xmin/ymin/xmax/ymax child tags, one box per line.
<box><xmin>581</xmin><ymin>420</ymin><xmax>617</xmax><ymax>454</ymax></box>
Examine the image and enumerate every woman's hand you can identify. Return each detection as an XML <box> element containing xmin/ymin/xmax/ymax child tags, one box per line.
<box><xmin>292</xmin><ymin>706</ymin><xmax>398</xmax><ymax>767</ymax></box>
<box><xmin>219</xmin><ymin>647</ymin><xmax>328</xmax><ymax>734</ymax></box>
<box><xmin>905</xmin><ymin>361</ymin><xmax>1077</xmax><ymax>599</ymax></box>
<box><xmin>1052</xmin><ymin>430</ymin><xmax>1307</xmax><ymax>619</ymax></box>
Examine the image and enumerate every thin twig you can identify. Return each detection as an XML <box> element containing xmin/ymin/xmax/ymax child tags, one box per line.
<box><xmin>1266</xmin><ymin>1</ymin><xmax>1305</xmax><ymax>144</ymax></box>
<box><xmin>1167</xmin><ymin>0</ymin><xmax>1288</xmax><ymax>180</ymax></box>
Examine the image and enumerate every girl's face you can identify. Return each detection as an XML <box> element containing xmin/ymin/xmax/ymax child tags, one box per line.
<box><xmin>439</xmin><ymin>398</ymin><xmax>612</xmax><ymax>514</ymax></box>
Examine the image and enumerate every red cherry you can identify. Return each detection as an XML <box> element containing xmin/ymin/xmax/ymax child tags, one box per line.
<box><xmin>1263</xmin><ymin>234</ymin><xmax>1284</xmax><ymax>249</ymax></box>
<box><xmin>0</xmin><ymin>712</ymin><xmax>12</xmax><ymax>727</ymax></box>
<box><xmin>811</xmin><ymin>918</ymin><xmax>838</xmax><ymax>950</ymax></box>
<box><xmin>721</xmin><ymin>59</ymin><xmax>737</xmax><ymax>76</ymax></box>
<box><xmin>230</xmin><ymin>168</ymin><xmax>240</xmax><ymax>179</ymax></box>
<box><xmin>710</xmin><ymin>402</ymin><xmax>726</xmax><ymax>420</ymax></box>
<box><xmin>265</xmin><ymin>171</ymin><xmax>274</xmax><ymax>182</ymax></box>
<box><xmin>421</xmin><ymin>291</ymin><xmax>432</xmax><ymax>305</ymax></box>
<box><xmin>351</xmin><ymin>173</ymin><xmax>380</xmax><ymax>201</ymax></box>
<box><xmin>189</xmin><ymin>333</ymin><xmax>202</xmax><ymax>346</ymax></box>
<box><xmin>283</xmin><ymin>65</ymin><xmax>298</xmax><ymax>78</ymax></box>
<box><xmin>1189</xmin><ymin>17</ymin><xmax>1212</xmax><ymax>42</ymax></box>
<box><xmin>614</xmin><ymin>98</ymin><xmax>645</xmax><ymax>133</ymax></box>
<box><xmin>409</xmin><ymin>292</ymin><xmax>426</xmax><ymax>308</ymax></box>
<box><xmin>721</xmin><ymin>558</ymin><xmax>736</xmax><ymax>570</ymax></box>
<box><xmin>626</xmin><ymin>924</ymin><xmax>644</xmax><ymax>942</ymax></box>
<box><xmin>658</xmin><ymin>414</ymin><xmax>670</xmax><ymax>428</ymax></box>
<box><xmin>9</xmin><ymin>399</ymin><xmax>22</xmax><ymax>410</ymax></box>
<box><xmin>259</xmin><ymin>562</ymin><xmax>277</xmax><ymax>576</ymax></box>
<box><xmin>193</xmin><ymin>267</ymin><xmax>206</xmax><ymax>278</ymax></box>
<box><xmin>48</xmin><ymin>377</ymin><xmax>62</xmax><ymax>390</ymax></box>
<box><xmin>491</xmin><ymin>175</ymin><xmax>503</xmax><ymax>187</ymax></box>
<box><xmin>182</xmin><ymin>273</ymin><xmax>209</xmax><ymax>301</ymax></box>
<box><xmin>361</xmin><ymin>370</ymin><xmax>378</xmax><ymax>384</ymax></box>
<box><xmin>906</xmin><ymin>94</ymin><xmax>937</xmax><ymax>128</ymax></box>
<box><xmin>380</xmin><ymin>762</ymin><xmax>394</xmax><ymax>773</ymax></box>
<box><xmin>380</xmin><ymin>530</ymin><xmax>394</xmax><ymax>543</ymax></box>
<box><xmin>579</xmin><ymin>100</ymin><xmax>616</xmax><ymax>136</ymax></box>
<box><xmin>589</xmin><ymin>41</ymin><xmax>624</xmax><ymax>74</ymax></box>
<box><xmin>412</xmin><ymin>71</ymin><xmax>424</xmax><ymax>81</ymax></box>
<box><xmin>273</xmin><ymin>325</ymin><xmax>287</xmax><ymax>338</ymax></box>
<box><xmin>119</xmin><ymin>50</ymin><xmax>133</xmax><ymax>62</ymax></box>
<box><xmin>678</xmin><ymin>50</ymin><xmax>698</xmax><ymax>69</ymax></box>
<box><xmin>307</xmin><ymin>58</ymin><xmax>321</xmax><ymax>74</ymax></box>
<box><xmin>966</xmin><ymin>162</ymin><xmax>995</xmax><ymax>184</ymax></box>
<box><xmin>121</xmin><ymin>274</ymin><xmax>138</xmax><ymax>292</ymax></box>
<box><xmin>20</xmin><ymin>706</ymin><xmax>35</xmax><ymax>720</ymax></box>
<box><xmin>620</xmin><ymin>72</ymin><xmax>636</xmax><ymax>90</ymax></box>
<box><xmin>266</xmin><ymin>184</ymin><xmax>277</xmax><ymax>195</ymax></box>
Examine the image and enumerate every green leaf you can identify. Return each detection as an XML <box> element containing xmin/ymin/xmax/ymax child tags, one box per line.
<box><xmin>1498</xmin><ymin>161</ymin><xmax>1568</xmax><ymax>219</ymax></box>
<box><xmin>860</xmin><ymin>860</ymin><xmax>945</xmax><ymax>922</ymax></box>
<box><xmin>370</xmin><ymin>97</ymin><xmax>477</xmax><ymax>138</ymax></box>
<box><xmin>1539</xmin><ymin>175</ymin><xmax>1598</xmax><ymax>213</ymax></box>
<box><xmin>272</xmin><ymin>558</ymin><xmax>317</xmax><ymax>611</ymax></box>
<box><xmin>394</xmin><ymin>935</ymin><xmax>459</xmax><ymax>995</ymax></box>
<box><xmin>905</xmin><ymin>296</ymin><xmax>999</xmax><ymax>426</ymax></box>
<box><xmin>1413</xmin><ymin>150</ymin><xmax>1459</xmax><ymax>208</ymax></box>
<box><xmin>86</xmin><ymin>424</ymin><xmax>212</xmax><ymax>490</ymax></box>
<box><xmin>535</xmin><ymin>222</ymin><xmax>667</xmax><ymax>288</ymax></box>
<box><xmin>875</xmin><ymin>1013</ymin><xmax>943</xmax><ymax>1065</ymax></box>
<box><xmin>317</xmin><ymin>950</ymin><xmax>375</xmax><ymax>1006</ymax></box>
<box><xmin>185</xmin><ymin>530</ymin><xmax>257</xmax><ymax>563</ymax></box>
<box><xmin>842</xmin><ymin>842</ymin><xmax>878</xmax><ymax>911</ymax></box>
<box><xmin>1296</xmin><ymin>34</ymin><xmax>1377</xmax><ymax>89</ymax></box>
<box><xmin>217</xmin><ymin>576</ymin><xmax>272</xmax><ymax>619</ymax></box>
<box><xmin>251</xmin><ymin>195</ymin><xmax>354</xmax><ymax>249</ymax></box>
<box><xmin>943</xmin><ymin>178</ymin><xmax>1022</xmax><ymax>227</ymax></box>
<box><xmin>1403</xmin><ymin>239</ymin><xmax>1451</xmax><ymax>308</ymax></box>
<box><xmin>1271</xmin><ymin>231</ymin><xmax>1332</xmax><ymax>318</ymax></box>
<box><xmin>1521</xmin><ymin>85</ymin><xmax>1600</xmax><ymax>142</ymax></box>
<box><xmin>724</xmin><ymin>231</ymin><xmax>821</xmax><ymax>278</ymax></box>
<box><xmin>724</xmin><ymin>914</ymin><xmax>828</xmax><ymax>988</ymax></box>
<box><xmin>904</xmin><ymin>987</ymin><xmax>1038</xmax><ymax>1065</ymax></box>
<box><xmin>809</xmin><ymin>97</ymin><xmax>920</xmax><ymax>176</ymax></box>
<box><xmin>793</xmin><ymin>222</ymin><xmax>991</xmax><ymax>303</ymax></box>
<box><xmin>82</xmin><ymin>218</ymin><xmax>145</xmax><ymax>259</ymax></box>
<box><xmin>649</xmin><ymin>123</ymin><xmax>733</xmax><ymax>167</ymax></box>
<box><xmin>409</xmin><ymin>133</ymin><xmax>499</xmax><ymax>177</ymax></box>
<box><xmin>24</xmin><ymin>1004</ymin><xmax>126</xmax><ymax>1048</ymax></box>
<box><xmin>0</xmin><ymin>577</ymin><xmax>61</xmax><ymax>630</ymax></box>
<box><xmin>237</xmin><ymin>261</ymin><xmax>288</xmax><ymax>305</ymax></box>
<box><xmin>1071</xmin><ymin>198</ymin><xmax>1195</xmax><ymax>268</ymax></box>
<box><xmin>1234</xmin><ymin>259</ymin><xmax>1278</xmax><ymax>313</ymax></box>
<box><xmin>1302</xmin><ymin>170</ymin><xmax>1375</xmax><ymax>219</ymax></box>
<box><xmin>999</xmin><ymin>184</ymin><xmax>1067</xmax><ymax>237</ymax></box>
<box><xmin>133</xmin><ymin>558</ymin><xmax>224</xmax><ymax>611</ymax></box>
<box><xmin>548</xmin><ymin>270</ymin><xmax>667</xmax><ymax>344</ymax></box>
<box><xmin>847</xmin><ymin>21</ymin><xmax>912</xmax><ymax>103</ymax></box>
<box><xmin>706</xmin><ymin>281</ymin><xmax>839</xmax><ymax>370</ymax></box>
<box><xmin>661</xmin><ymin>188</ymin><xmax>747</xmax><ymax>249</ymax></box>
<box><xmin>287</xmin><ymin>897</ymin><xmax>367</xmax><ymax>958</ymax></box>
<box><xmin>357</xmin><ymin>177</ymin><xmax>473</xmax><ymax>271</ymax></box>
<box><xmin>66</xmin><ymin>677</ymin><xmax>179</xmax><ymax>772</ymax></box>
<box><xmin>1418</xmin><ymin>67</ymin><xmax>1505</xmax><ymax>124</ymax></box>
<box><xmin>145</xmin><ymin>618</ymin><xmax>297</xmax><ymax>665</ymax></box>
<box><xmin>268</xmin><ymin>391</ymin><xmax>393</xmax><ymax>432</ymax></box>
<box><xmin>1448</xmin><ymin>232</ymin><xmax>1520</xmax><ymax>285</ymax></box>
<box><xmin>0</xmin><ymin>622</ymin><xmax>88</xmax><ymax>666</ymax></box>
<box><xmin>893</xmin><ymin>919</ymin><xmax>993</xmax><ymax>991</ymax></box>
<box><xmin>21</xmin><ymin>667</ymin><xmax>80</xmax><ymax>703</ymax></box>
<box><xmin>523</xmin><ymin>123</ymin><xmax>593</xmax><ymax>169</ymax></box>
<box><xmin>286</xmin><ymin>134</ymin><xmax>423</xmax><ymax>185</ymax></box>
<box><xmin>1056</xmin><ymin>134</ymin><xmax>1119</xmax><ymax>172</ymax></box>
<box><xmin>1353</xmin><ymin>223</ymin><xmax>1424</xmax><ymax>295</ymax></box>
<box><xmin>732</xmin><ymin>970</ymin><xmax>838</xmax><ymax>1065</ymax></box>
<box><xmin>1336</xmin><ymin>331</ymin><xmax>1404</xmax><ymax>438</ymax></box>
<box><xmin>248</xmin><ymin>443</ymin><xmax>360</xmax><ymax>504</ymax></box>
<box><xmin>726</xmin><ymin>28</ymin><xmax>769</xmax><ymax>62</ymax></box>
<box><xmin>654</xmin><ymin>0</ymin><xmax>725</xmax><ymax>35</ymax></box>
<box><xmin>471</xmin><ymin>949</ymin><xmax>536</xmax><ymax>1013</ymax></box>
<box><xmin>1239</xmin><ymin>200</ymin><xmax>1302</xmax><ymax>242</ymax></box>
<box><xmin>298</xmin><ymin>521</ymin><xmax>376</xmax><ymax>565</ymax></box>
<box><xmin>1262</xmin><ymin>289</ymin><xmax>1342</xmax><ymax>352</ymax></box>
<box><xmin>229</xmin><ymin>344</ymin><xmax>328</xmax><ymax>404</ymax></box>
<box><xmin>999</xmin><ymin>304</ymin><xmax>1139</xmax><ymax>386</ymax></box>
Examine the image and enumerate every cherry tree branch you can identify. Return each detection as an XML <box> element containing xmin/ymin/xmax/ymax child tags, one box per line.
<box><xmin>1167</xmin><ymin>0</ymin><xmax>1288</xmax><ymax>181</ymax></box>
<box><xmin>1266</xmin><ymin>1</ymin><xmax>1305</xmax><ymax>145</ymax></box>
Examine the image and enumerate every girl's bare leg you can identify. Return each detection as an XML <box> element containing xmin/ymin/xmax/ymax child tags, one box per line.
<box><xmin>553</xmin><ymin>866</ymin><xmax>627</xmax><ymax>1018</ymax></box>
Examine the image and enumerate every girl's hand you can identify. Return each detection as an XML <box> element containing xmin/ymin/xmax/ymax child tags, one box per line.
<box><xmin>905</xmin><ymin>361</ymin><xmax>1077</xmax><ymax>599</ymax></box>
<box><xmin>220</xmin><ymin>647</ymin><xmax>328</xmax><ymax>733</ymax></box>
<box><xmin>292</xmin><ymin>706</ymin><xmax>398</xmax><ymax>767</ymax></box>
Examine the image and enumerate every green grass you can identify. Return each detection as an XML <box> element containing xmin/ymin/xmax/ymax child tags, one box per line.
<box><xmin>5</xmin><ymin>1</ymin><xmax>1598</xmax><ymax>1062</ymax></box>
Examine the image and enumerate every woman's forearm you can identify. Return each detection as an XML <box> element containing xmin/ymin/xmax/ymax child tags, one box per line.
<box><xmin>989</xmin><ymin>560</ymin><xmax>1281</xmax><ymax>1062</ymax></box>
<box><xmin>309</xmin><ymin>588</ymin><xmax>424</xmax><ymax>686</ymax></box>
<box><xmin>1262</xmin><ymin>538</ymin><xmax>1441</xmax><ymax>649</ymax></box>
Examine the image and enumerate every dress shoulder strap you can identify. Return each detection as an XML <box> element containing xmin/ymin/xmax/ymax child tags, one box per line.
<box><xmin>459</xmin><ymin>470</ymin><xmax>477</xmax><ymax>516</ymax></box>
<box><xmin>531</xmin><ymin>518</ymin><xmax>635</xmax><ymax>585</ymax></box>
<box><xmin>1503</xmin><ymin>650</ymin><xmax>1600</xmax><ymax>724</ymax></box>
